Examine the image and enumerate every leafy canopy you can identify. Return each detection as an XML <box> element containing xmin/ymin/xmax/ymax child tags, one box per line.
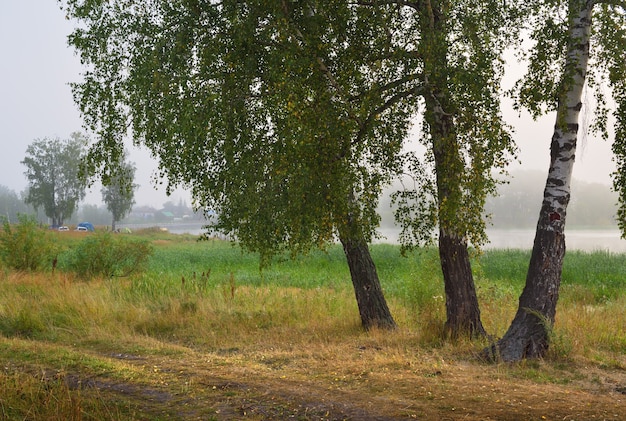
<box><xmin>64</xmin><ymin>1</ymin><xmax>420</xmax><ymax>262</ymax></box>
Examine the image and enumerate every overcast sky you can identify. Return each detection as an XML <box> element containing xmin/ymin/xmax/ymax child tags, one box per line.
<box><xmin>0</xmin><ymin>2</ymin><xmax>617</xmax><ymax>210</ymax></box>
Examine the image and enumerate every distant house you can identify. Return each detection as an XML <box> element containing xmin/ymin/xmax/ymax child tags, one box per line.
<box><xmin>130</xmin><ymin>206</ymin><xmax>156</xmax><ymax>221</ymax></box>
<box><xmin>159</xmin><ymin>211</ymin><xmax>175</xmax><ymax>221</ymax></box>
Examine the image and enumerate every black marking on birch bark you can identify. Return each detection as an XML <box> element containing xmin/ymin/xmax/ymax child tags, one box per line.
<box><xmin>571</xmin><ymin>102</ymin><xmax>583</xmax><ymax>111</ymax></box>
<box><xmin>556</xmin><ymin>194</ymin><xmax>570</xmax><ymax>205</ymax></box>
<box><xmin>580</xmin><ymin>13</ymin><xmax>592</xmax><ymax>25</ymax></box>
<box><xmin>550</xmin><ymin>139</ymin><xmax>560</xmax><ymax>161</ymax></box>
<box><xmin>566</xmin><ymin>123</ymin><xmax>579</xmax><ymax>133</ymax></box>
<box><xmin>547</xmin><ymin>177</ymin><xmax>565</xmax><ymax>187</ymax></box>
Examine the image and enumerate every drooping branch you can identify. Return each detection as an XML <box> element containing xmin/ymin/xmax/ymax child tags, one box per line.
<box><xmin>355</xmin><ymin>84</ymin><xmax>426</xmax><ymax>144</ymax></box>
<box><xmin>593</xmin><ymin>0</ymin><xmax>626</xmax><ymax>8</ymax></box>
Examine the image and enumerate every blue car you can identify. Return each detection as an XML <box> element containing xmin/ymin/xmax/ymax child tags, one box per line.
<box><xmin>76</xmin><ymin>222</ymin><xmax>95</xmax><ymax>232</ymax></box>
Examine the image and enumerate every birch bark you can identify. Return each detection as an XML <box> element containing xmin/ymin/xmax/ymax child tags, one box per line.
<box><xmin>488</xmin><ymin>0</ymin><xmax>594</xmax><ymax>361</ymax></box>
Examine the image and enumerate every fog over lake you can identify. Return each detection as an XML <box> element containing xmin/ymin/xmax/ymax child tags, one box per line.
<box><xmin>163</xmin><ymin>224</ymin><xmax>626</xmax><ymax>253</ymax></box>
<box><xmin>484</xmin><ymin>228</ymin><xmax>626</xmax><ymax>252</ymax></box>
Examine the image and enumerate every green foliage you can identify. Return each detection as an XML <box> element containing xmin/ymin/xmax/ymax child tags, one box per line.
<box><xmin>63</xmin><ymin>232</ymin><xmax>153</xmax><ymax>279</ymax></box>
<box><xmin>388</xmin><ymin>0</ymin><xmax>524</xmax><ymax>251</ymax></box>
<box><xmin>61</xmin><ymin>1</ymin><xmax>525</xmax><ymax>259</ymax></box>
<box><xmin>0</xmin><ymin>214</ymin><xmax>57</xmax><ymax>271</ymax></box>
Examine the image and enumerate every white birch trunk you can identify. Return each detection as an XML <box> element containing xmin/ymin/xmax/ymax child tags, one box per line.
<box><xmin>487</xmin><ymin>0</ymin><xmax>594</xmax><ymax>362</ymax></box>
<box><xmin>542</xmin><ymin>1</ymin><xmax>593</xmax><ymax>229</ymax></box>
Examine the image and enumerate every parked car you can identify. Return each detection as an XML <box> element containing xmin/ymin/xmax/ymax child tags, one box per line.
<box><xmin>76</xmin><ymin>222</ymin><xmax>95</xmax><ymax>232</ymax></box>
<box><xmin>58</xmin><ymin>226</ymin><xmax>70</xmax><ymax>232</ymax></box>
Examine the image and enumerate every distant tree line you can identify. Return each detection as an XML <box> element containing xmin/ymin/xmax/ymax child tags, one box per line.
<box><xmin>0</xmin><ymin>185</ymin><xmax>42</xmax><ymax>224</ymax></box>
<box><xmin>484</xmin><ymin>171</ymin><xmax>618</xmax><ymax>229</ymax></box>
<box><xmin>1</xmin><ymin>184</ymin><xmax>201</xmax><ymax>228</ymax></box>
<box><xmin>378</xmin><ymin>171</ymin><xmax>618</xmax><ymax>231</ymax></box>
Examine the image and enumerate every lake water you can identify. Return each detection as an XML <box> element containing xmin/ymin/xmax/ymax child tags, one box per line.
<box><xmin>157</xmin><ymin>224</ymin><xmax>626</xmax><ymax>253</ymax></box>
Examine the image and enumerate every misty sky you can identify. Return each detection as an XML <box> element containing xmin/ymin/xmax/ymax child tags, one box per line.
<box><xmin>0</xmin><ymin>2</ymin><xmax>617</xmax><ymax>210</ymax></box>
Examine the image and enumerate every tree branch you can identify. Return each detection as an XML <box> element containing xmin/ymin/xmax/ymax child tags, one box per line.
<box><xmin>593</xmin><ymin>0</ymin><xmax>626</xmax><ymax>7</ymax></box>
<box><xmin>349</xmin><ymin>72</ymin><xmax>423</xmax><ymax>103</ymax></box>
<box><xmin>355</xmin><ymin>85</ymin><xmax>425</xmax><ymax>144</ymax></box>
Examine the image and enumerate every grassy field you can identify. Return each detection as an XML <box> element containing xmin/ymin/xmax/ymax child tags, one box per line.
<box><xmin>0</xmin><ymin>230</ymin><xmax>624</xmax><ymax>420</ymax></box>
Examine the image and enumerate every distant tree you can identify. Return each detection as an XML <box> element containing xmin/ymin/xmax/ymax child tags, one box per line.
<box><xmin>101</xmin><ymin>152</ymin><xmax>137</xmax><ymax>231</ymax></box>
<box><xmin>484</xmin><ymin>171</ymin><xmax>546</xmax><ymax>229</ymax></box>
<box><xmin>569</xmin><ymin>181</ymin><xmax>617</xmax><ymax>227</ymax></box>
<box><xmin>21</xmin><ymin>133</ymin><xmax>88</xmax><ymax>226</ymax></box>
<box><xmin>486</xmin><ymin>0</ymin><xmax>626</xmax><ymax>361</ymax></box>
<box><xmin>161</xmin><ymin>199</ymin><xmax>189</xmax><ymax>216</ymax></box>
<box><xmin>484</xmin><ymin>171</ymin><xmax>617</xmax><ymax>229</ymax></box>
<box><xmin>0</xmin><ymin>185</ymin><xmax>30</xmax><ymax>223</ymax></box>
<box><xmin>80</xmin><ymin>204</ymin><xmax>113</xmax><ymax>226</ymax></box>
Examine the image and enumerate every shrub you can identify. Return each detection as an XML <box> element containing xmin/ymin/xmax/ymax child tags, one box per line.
<box><xmin>65</xmin><ymin>232</ymin><xmax>153</xmax><ymax>279</ymax></box>
<box><xmin>0</xmin><ymin>214</ymin><xmax>57</xmax><ymax>271</ymax></box>
<box><xmin>0</xmin><ymin>308</ymin><xmax>47</xmax><ymax>339</ymax></box>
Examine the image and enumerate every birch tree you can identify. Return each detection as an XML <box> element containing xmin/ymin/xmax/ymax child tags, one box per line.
<box><xmin>487</xmin><ymin>0</ymin><xmax>626</xmax><ymax>361</ymax></box>
<box><xmin>63</xmin><ymin>0</ymin><xmax>408</xmax><ymax>330</ymax></box>
<box><xmin>386</xmin><ymin>0</ymin><xmax>522</xmax><ymax>337</ymax></box>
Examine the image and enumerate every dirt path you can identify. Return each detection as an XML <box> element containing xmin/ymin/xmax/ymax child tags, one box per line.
<box><xmin>54</xmin><ymin>348</ymin><xmax>626</xmax><ymax>420</ymax></box>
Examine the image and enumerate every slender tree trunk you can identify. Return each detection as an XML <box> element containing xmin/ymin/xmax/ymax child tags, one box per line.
<box><xmin>426</xmin><ymin>90</ymin><xmax>486</xmax><ymax>338</ymax></box>
<box><xmin>419</xmin><ymin>2</ymin><xmax>486</xmax><ymax>338</ymax></box>
<box><xmin>338</xmin><ymin>194</ymin><xmax>396</xmax><ymax>330</ymax></box>
<box><xmin>487</xmin><ymin>1</ymin><xmax>593</xmax><ymax>362</ymax></box>
<box><xmin>112</xmin><ymin>217</ymin><xmax>117</xmax><ymax>232</ymax></box>
<box><xmin>439</xmin><ymin>228</ymin><xmax>486</xmax><ymax>337</ymax></box>
<box><xmin>340</xmin><ymin>233</ymin><xmax>397</xmax><ymax>330</ymax></box>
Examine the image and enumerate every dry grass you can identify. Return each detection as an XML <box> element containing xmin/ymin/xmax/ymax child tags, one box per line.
<box><xmin>0</xmin><ymin>251</ymin><xmax>625</xmax><ymax>419</ymax></box>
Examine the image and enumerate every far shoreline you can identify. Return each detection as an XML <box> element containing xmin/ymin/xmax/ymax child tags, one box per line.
<box><xmin>119</xmin><ymin>222</ymin><xmax>626</xmax><ymax>253</ymax></box>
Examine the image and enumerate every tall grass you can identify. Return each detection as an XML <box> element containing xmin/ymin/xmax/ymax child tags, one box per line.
<box><xmin>2</xmin><ymin>236</ymin><xmax>623</xmax><ymax>351</ymax></box>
